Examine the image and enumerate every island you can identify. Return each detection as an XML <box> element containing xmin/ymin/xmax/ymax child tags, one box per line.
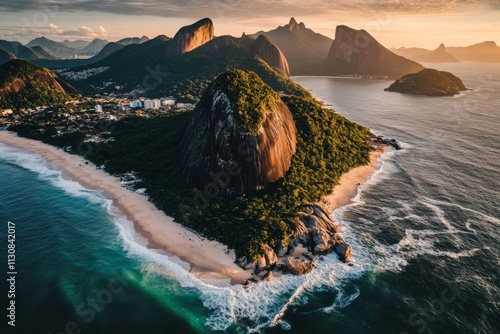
<box><xmin>384</xmin><ymin>68</ymin><xmax>467</xmax><ymax>96</ymax></box>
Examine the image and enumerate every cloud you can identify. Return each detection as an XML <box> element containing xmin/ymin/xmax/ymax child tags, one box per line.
<box><xmin>43</xmin><ymin>23</ymin><xmax>108</xmax><ymax>38</ymax></box>
<box><xmin>0</xmin><ymin>0</ymin><xmax>498</xmax><ymax>21</ymax></box>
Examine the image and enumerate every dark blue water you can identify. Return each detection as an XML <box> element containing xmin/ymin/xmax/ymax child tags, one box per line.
<box><xmin>1</xmin><ymin>62</ymin><xmax>499</xmax><ymax>333</ymax></box>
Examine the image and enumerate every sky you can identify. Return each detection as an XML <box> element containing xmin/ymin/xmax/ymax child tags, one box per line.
<box><xmin>0</xmin><ymin>0</ymin><xmax>498</xmax><ymax>49</ymax></box>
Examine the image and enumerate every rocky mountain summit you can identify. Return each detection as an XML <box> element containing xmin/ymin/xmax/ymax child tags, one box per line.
<box><xmin>327</xmin><ymin>25</ymin><xmax>424</xmax><ymax>78</ymax></box>
<box><xmin>253</xmin><ymin>35</ymin><xmax>290</xmax><ymax>77</ymax></box>
<box><xmin>180</xmin><ymin>69</ymin><xmax>297</xmax><ymax>196</ymax></box>
<box><xmin>165</xmin><ymin>18</ymin><xmax>214</xmax><ymax>56</ymax></box>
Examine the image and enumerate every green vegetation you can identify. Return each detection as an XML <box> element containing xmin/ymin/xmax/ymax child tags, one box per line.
<box><xmin>0</xmin><ymin>59</ymin><xmax>75</xmax><ymax>110</ymax></box>
<box><xmin>215</xmin><ymin>69</ymin><xmax>277</xmax><ymax>134</ymax></box>
<box><xmin>47</xmin><ymin>96</ymin><xmax>369</xmax><ymax>261</ymax></box>
<box><xmin>66</xmin><ymin>35</ymin><xmax>309</xmax><ymax>101</ymax></box>
<box><xmin>386</xmin><ymin>68</ymin><xmax>467</xmax><ymax>96</ymax></box>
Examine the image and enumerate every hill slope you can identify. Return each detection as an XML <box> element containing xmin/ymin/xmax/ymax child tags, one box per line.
<box><xmin>180</xmin><ymin>70</ymin><xmax>297</xmax><ymax>195</ymax></box>
<box><xmin>250</xmin><ymin>18</ymin><xmax>333</xmax><ymax>74</ymax></box>
<box><xmin>0</xmin><ymin>59</ymin><xmax>75</xmax><ymax>109</ymax></box>
<box><xmin>0</xmin><ymin>49</ymin><xmax>16</xmax><ymax>66</ymax></box>
<box><xmin>385</xmin><ymin>68</ymin><xmax>467</xmax><ymax>96</ymax></box>
<box><xmin>413</xmin><ymin>44</ymin><xmax>460</xmax><ymax>63</ymax></box>
<box><xmin>27</xmin><ymin>37</ymin><xmax>77</xmax><ymax>58</ymax></box>
<box><xmin>326</xmin><ymin>25</ymin><xmax>424</xmax><ymax>78</ymax></box>
<box><xmin>60</xmin><ymin>19</ymin><xmax>305</xmax><ymax>101</ymax></box>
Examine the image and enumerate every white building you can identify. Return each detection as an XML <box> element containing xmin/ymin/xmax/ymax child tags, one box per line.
<box><xmin>161</xmin><ymin>97</ymin><xmax>176</xmax><ymax>106</ymax></box>
<box><xmin>95</xmin><ymin>105</ymin><xmax>103</xmax><ymax>113</ymax></box>
<box><xmin>144</xmin><ymin>99</ymin><xmax>161</xmax><ymax>110</ymax></box>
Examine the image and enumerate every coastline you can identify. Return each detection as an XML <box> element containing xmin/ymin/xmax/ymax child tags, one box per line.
<box><xmin>321</xmin><ymin>145</ymin><xmax>386</xmax><ymax>214</ymax></box>
<box><xmin>0</xmin><ymin>131</ymin><xmax>385</xmax><ymax>283</ymax></box>
<box><xmin>0</xmin><ymin>131</ymin><xmax>251</xmax><ymax>284</ymax></box>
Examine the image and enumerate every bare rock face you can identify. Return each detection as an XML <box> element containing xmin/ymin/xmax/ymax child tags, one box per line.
<box><xmin>0</xmin><ymin>49</ymin><xmax>16</xmax><ymax>66</ymax></box>
<box><xmin>335</xmin><ymin>243</ymin><xmax>352</xmax><ymax>262</ymax></box>
<box><xmin>285</xmin><ymin>257</ymin><xmax>314</xmax><ymax>276</ymax></box>
<box><xmin>180</xmin><ymin>70</ymin><xmax>297</xmax><ymax>196</ymax></box>
<box><xmin>327</xmin><ymin>25</ymin><xmax>424</xmax><ymax>79</ymax></box>
<box><xmin>253</xmin><ymin>35</ymin><xmax>290</xmax><ymax>77</ymax></box>
<box><xmin>0</xmin><ymin>60</ymin><xmax>68</xmax><ymax>98</ymax></box>
<box><xmin>165</xmin><ymin>18</ymin><xmax>214</xmax><ymax>56</ymax></box>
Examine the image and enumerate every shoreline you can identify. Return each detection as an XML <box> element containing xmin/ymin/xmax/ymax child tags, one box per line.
<box><xmin>0</xmin><ymin>131</ymin><xmax>386</xmax><ymax>284</ymax></box>
<box><xmin>321</xmin><ymin>144</ymin><xmax>387</xmax><ymax>214</ymax></box>
<box><xmin>0</xmin><ymin>131</ymin><xmax>251</xmax><ymax>284</ymax></box>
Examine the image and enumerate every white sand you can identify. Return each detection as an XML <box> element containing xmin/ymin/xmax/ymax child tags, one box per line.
<box><xmin>0</xmin><ymin>131</ymin><xmax>251</xmax><ymax>283</ymax></box>
<box><xmin>322</xmin><ymin>148</ymin><xmax>385</xmax><ymax>214</ymax></box>
<box><xmin>0</xmin><ymin>131</ymin><xmax>385</xmax><ymax>284</ymax></box>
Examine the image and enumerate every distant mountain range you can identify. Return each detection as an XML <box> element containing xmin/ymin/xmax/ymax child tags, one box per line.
<box><xmin>392</xmin><ymin>41</ymin><xmax>500</xmax><ymax>63</ymax></box>
<box><xmin>251</xmin><ymin>18</ymin><xmax>424</xmax><ymax>78</ymax></box>
<box><xmin>325</xmin><ymin>25</ymin><xmax>424</xmax><ymax>78</ymax></box>
<box><xmin>31</xmin><ymin>36</ymin><xmax>150</xmax><ymax>58</ymax></box>
<box><xmin>249</xmin><ymin>18</ymin><xmax>333</xmax><ymax>73</ymax></box>
<box><xmin>57</xmin><ymin>18</ymin><xmax>304</xmax><ymax>100</ymax></box>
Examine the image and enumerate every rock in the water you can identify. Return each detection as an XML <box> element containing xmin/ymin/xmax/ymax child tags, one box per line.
<box><xmin>285</xmin><ymin>257</ymin><xmax>314</xmax><ymax>276</ymax></box>
<box><xmin>385</xmin><ymin>68</ymin><xmax>467</xmax><ymax>96</ymax></box>
<box><xmin>180</xmin><ymin>69</ymin><xmax>297</xmax><ymax>196</ymax></box>
<box><xmin>165</xmin><ymin>18</ymin><xmax>214</xmax><ymax>56</ymax></box>
<box><xmin>327</xmin><ymin>25</ymin><xmax>424</xmax><ymax>79</ymax></box>
<box><xmin>263</xmin><ymin>271</ymin><xmax>273</xmax><ymax>281</ymax></box>
<box><xmin>335</xmin><ymin>242</ymin><xmax>352</xmax><ymax>262</ymax></box>
<box><xmin>253</xmin><ymin>35</ymin><xmax>290</xmax><ymax>77</ymax></box>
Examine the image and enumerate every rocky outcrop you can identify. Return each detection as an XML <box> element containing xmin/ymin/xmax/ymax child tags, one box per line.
<box><xmin>180</xmin><ymin>70</ymin><xmax>297</xmax><ymax>196</ymax></box>
<box><xmin>165</xmin><ymin>18</ymin><xmax>214</xmax><ymax>56</ymax></box>
<box><xmin>327</xmin><ymin>25</ymin><xmax>425</xmax><ymax>79</ymax></box>
<box><xmin>248</xmin><ymin>18</ymin><xmax>334</xmax><ymax>74</ymax></box>
<box><xmin>385</xmin><ymin>68</ymin><xmax>467</xmax><ymax>96</ymax></box>
<box><xmin>0</xmin><ymin>61</ymin><xmax>67</xmax><ymax>98</ymax></box>
<box><xmin>248</xmin><ymin>204</ymin><xmax>352</xmax><ymax>276</ymax></box>
<box><xmin>253</xmin><ymin>35</ymin><xmax>290</xmax><ymax>77</ymax></box>
<box><xmin>0</xmin><ymin>49</ymin><xmax>16</xmax><ymax>66</ymax></box>
<box><xmin>285</xmin><ymin>257</ymin><xmax>315</xmax><ymax>275</ymax></box>
<box><xmin>413</xmin><ymin>44</ymin><xmax>460</xmax><ymax>63</ymax></box>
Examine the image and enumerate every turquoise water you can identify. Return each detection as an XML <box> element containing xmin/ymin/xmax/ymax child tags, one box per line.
<box><xmin>1</xmin><ymin>62</ymin><xmax>499</xmax><ymax>333</ymax></box>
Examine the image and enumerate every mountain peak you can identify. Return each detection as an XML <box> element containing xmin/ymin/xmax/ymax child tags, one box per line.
<box><xmin>288</xmin><ymin>17</ymin><xmax>298</xmax><ymax>30</ymax></box>
<box><xmin>180</xmin><ymin>69</ymin><xmax>297</xmax><ymax>195</ymax></box>
<box><xmin>328</xmin><ymin>24</ymin><xmax>424</xmax><ymax>78</ymax></box>
<box><xmin>165</xmin><ymin>18</ymin><xmax>214</xmax><ymax>56</ymax></box>
<box><xmin>438</xmin><ymin>43</ymin><xmax>446</xmax><ymax>50</ymax></box>
<box><xmin>253</xmin><ymin>35</ymin><xmax>290</xmax><ymax>77</ymax></box>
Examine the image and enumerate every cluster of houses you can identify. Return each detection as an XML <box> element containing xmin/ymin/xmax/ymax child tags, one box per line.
<box><xmin>0</xmin><ymin>95</ymin><xmax>198</xmax><ymax>142</ymax></box>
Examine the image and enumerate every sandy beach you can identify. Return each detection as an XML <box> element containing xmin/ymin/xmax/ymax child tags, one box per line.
<box><xmin>322</xmin><ymin>146</ymin><xmax>386</xmax><ymax>214</ymax></box>
<box><xmin>0</xmin><ymin>131</ymin><xmax>251</xmax><ymax>283</ymax></box>
<box><xmin>0</xmin><ymin>131</ymin><xmax>385</xmax><ymax>283</ymax></box>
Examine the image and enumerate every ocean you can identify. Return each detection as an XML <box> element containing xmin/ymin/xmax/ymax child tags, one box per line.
<box><xmin>1</xmin><ymin>62</ymin><xmax>499</xmax><ymax>333</ymax></box>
